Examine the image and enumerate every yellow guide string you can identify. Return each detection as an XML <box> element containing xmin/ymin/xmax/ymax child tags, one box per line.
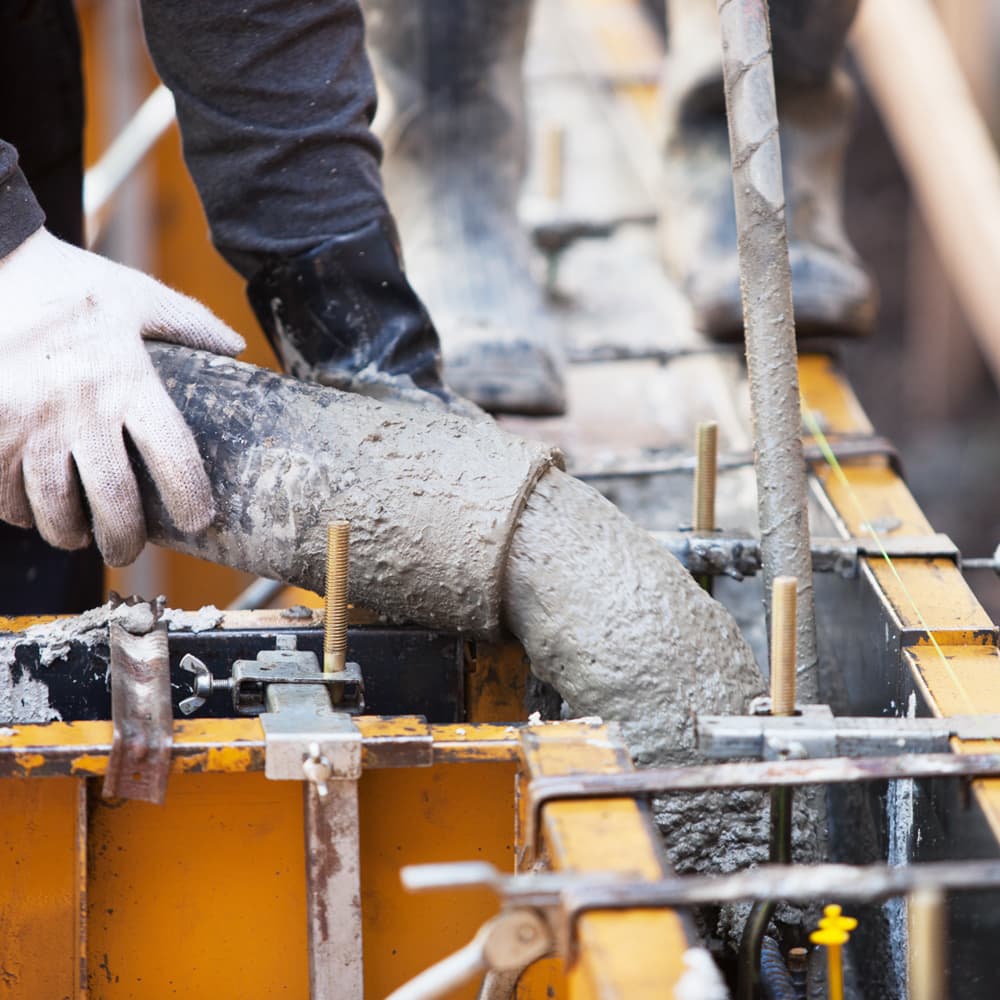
<box><xmin>799</xmin><ymin>401</ymin><xmax>986</xmax><ymax>723</ymax></box>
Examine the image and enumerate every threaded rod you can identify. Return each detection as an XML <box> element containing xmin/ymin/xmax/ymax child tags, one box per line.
<box><xmin>770</xmin><ymin>576</ymin><xmax>798</xmax><ymax>716</ymax></box>
<box><xmin>323</xmin><ymin>521</ymin><xmax>349</xmax><ymax>674</ymax></box>
<box><xmin>692</xmin><ymin>421</ymin><xmax>718</xmax><ymax>533</ymax></box>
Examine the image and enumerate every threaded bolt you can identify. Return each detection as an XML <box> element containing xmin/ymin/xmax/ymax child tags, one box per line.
<box><xmin>323</xmin><ymin>521</ymin><xmax>349</xmax><ymax>674</ymax></box>
<box><xmin>693</xmin><ymin>421</ymin><xmax>718</xmax><ymax>534</ymax></box>
<box><xmin>908</xmin><ymin>887</ymin><xmax>946</xmax><ymax>1000</ymax></box>
<box><xmin>770</xmin><ymin>576</ymin><xmax>797</xmax><ymax>716</ymax></box>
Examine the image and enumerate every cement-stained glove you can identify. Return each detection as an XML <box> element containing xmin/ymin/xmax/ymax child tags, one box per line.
<box><xmin>0</xmin><ymin>228</ymin><xmax>245</xmax><ymax>566</ymax></box>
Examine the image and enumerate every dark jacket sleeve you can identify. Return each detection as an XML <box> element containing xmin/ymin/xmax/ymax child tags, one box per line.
<box><xmin>0</xmin><ymin>140</ymin><xmax>45</xmax><ymax>260</ymax></box>
<box><xmin>139</xmin><ymin>0</ymin><xmax>388</xmax><ymax>279</ymax></box>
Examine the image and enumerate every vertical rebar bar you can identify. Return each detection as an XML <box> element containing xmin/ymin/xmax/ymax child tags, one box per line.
<box><xmin>715</xmin><ymin>0</ymin><xmax>818</xmax><ymax>700</ymax></box>
<box><xmin>323</xmin><ymin>521</ymin><xmax>350</xmax><ymax>674</ymax></box>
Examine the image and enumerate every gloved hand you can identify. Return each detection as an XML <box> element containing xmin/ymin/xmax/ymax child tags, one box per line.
<box><xmin>0</xmin><ymin>228</ymin><xmax>245</xmax><ymax>566</ymax></box>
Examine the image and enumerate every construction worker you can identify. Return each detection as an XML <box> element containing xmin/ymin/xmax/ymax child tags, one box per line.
<box><xmin>359</xmin><ymin>0</ymin><xmax>568</xmax><ymax>417</ymax></box>
<box><xmin>0</xmin><ymin>1</ymin><xmax>468</xmax><ymax>613</ymax></box>
<box><xmin>361</xmin><ymin>0</ymin><xmax>875</xmax><ymax>418</ymax></box>
<box><xmin>0</xmin><ymin>0</ymin><xmax>872</xmax><ymax>615</ymax></box>
<box><xmin>661</xmin><ymin>0</ymin><xmax>876</xmax><ymax>339</ymax></box>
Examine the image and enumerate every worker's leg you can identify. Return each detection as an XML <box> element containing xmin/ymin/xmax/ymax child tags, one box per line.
<box><xmin>660</xmin><ymin>0</ymin><xmax>876</xmax><ymax>340</ymax></box>
<box><xmin>0</xmin><ymin>1</ymin><xmax>103</xmax><ymax>614</ymax></box>
<box><xmin>359</xmin><ymin>0</ymin><xmax>567</xmax><ymax>416</ymax></box>
<box><xmin>139</xmin><ymin>1</ymin><xmax>470</xmax><ymax>413</ymax></box>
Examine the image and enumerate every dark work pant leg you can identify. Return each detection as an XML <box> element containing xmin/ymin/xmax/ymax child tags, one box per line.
<box><xmin>770</xmin><ymin>0</ymin><xmax>860</xmax><ymax>88</ymax></box>
<box><xmin>0</xmin><ymin>1</ymin><xmax>103</xmax><ymax>614</ymax></box>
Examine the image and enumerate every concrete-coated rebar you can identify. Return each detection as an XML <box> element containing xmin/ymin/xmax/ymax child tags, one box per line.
<box><xmin>716</xmin><ymin>0</ymin><xmax>818</xmax><ymax>698</ymax></box>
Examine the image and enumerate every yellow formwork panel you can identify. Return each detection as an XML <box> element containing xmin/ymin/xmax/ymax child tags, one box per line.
<box><xmin>20</xmin><ymin>750</ymin><xmax>529</xmax><ymax>997</ymax></box>
<box><xmin>87</xmin><ymin>773</ymin><xmax>309</xmax><ymax>998</ymax></box>
<box><xmin>799</xmin><ymin>354</ymin><xmax>876</xmax><ymax>435</ymax></box>
<box><xmin>465</xmin><ymin>640</ymin><xmax>532</xmax><ymax>724</ymax></box>
<box><xmin>361</xmin><ymin>762</ymin><xmax>518</xmax><ymax>999</ymax></box>
<box><xmin>0</xmin><ymin>778</ymin><xmax>84</xmax><ymax>999</ymax></box>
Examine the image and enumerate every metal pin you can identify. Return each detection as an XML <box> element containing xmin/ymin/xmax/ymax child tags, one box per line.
<box><xmin>908</xmin><ymin>887</ymin><xmax>946</xmax><ymax>1000</ymax></box>
<box><xmin>692</xmin><ymin>421</ymin><xmax>718</xmax><ymax>534</ymax></box>
<box><xmin>770</xmin><ymin>577</ymin><xmax>798</xmax><ymax>717</ymax></box>
<box><xmin>323</xmin><ymin>521</ymin><xmax>349</xmax><ymax>674</ymax></box>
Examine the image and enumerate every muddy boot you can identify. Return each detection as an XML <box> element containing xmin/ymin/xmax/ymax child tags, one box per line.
<box><xmin>660</xmin><ymin>0</ymin><xmax>876</xmax><ymax>340</ymax></box>
<box><xmin>247</xmin><ymin>216</ymin><xmax>482</xmax><ymax>417</ymax></box>
<box><xmin>361</xmin><ymin>0</ymin><xmax>566</xmax><ymax>416</ymax></box>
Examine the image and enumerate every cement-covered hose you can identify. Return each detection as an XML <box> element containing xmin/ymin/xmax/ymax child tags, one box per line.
<box><xmin>147</xmin><ymin>344</ymin><xmax>559</xmax><ymax>637</ymax></box>
<box><xmin>148</xmin><ymin>344</ymin><xmax>763</xmax><ymax>767</ymax></box>
<box><xmin>147</xmin><ymin>346</ymin><xmax>780</xmax><ymax>941</ymax></box>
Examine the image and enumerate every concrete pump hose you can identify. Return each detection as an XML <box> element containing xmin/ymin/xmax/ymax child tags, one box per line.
<box><xmin>146</xmin><ymin>344</ymin><xmax>559</xmax><ymax>637</ymax></box>
<box><xmin>147</xmin><ymin>344</ymin><xmax>763</xmax><ymax>770</ymax></box>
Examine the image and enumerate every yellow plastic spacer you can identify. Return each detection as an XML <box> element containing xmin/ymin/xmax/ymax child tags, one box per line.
<box><xmin>810</xmin><ymin>926</ymin><xmax>850</xmax><ymax>947</ymax></box>
<box><xmin>818</xmin><ymin>904</ymin><xmax>858</xmax><ymax>935</ymax></box>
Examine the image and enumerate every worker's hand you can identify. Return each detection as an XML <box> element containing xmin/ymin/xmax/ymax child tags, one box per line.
<box><xmin>0</xmin><ymin>228</ymin><xmax>245</xmax><ymax>566</ymax></box>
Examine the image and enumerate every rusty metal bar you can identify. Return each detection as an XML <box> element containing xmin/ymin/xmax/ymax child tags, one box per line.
<box><xmin>400</xmin><ymin>858</ymin><xmax>1000</xmax><ymax>966</ymax></box>
<box><xmin>0</xmin><ymin>719</ymin><xmax>524</xmax><ymax>778</ymax></box>
<box><xmin>574</xmin><ymin>434</ymin><xmax>901</xmax><ymax>481</ymax></box>
<box><xmin>304</xmin><ymin>779</ymin><xmax>363</xmax><ymax>997</ymax></box>
<box><xmin>716</xmin><ymin>0</ymin><xmax>819</xmax><ymax>697</ymax></box>
<box><xmin>527</xmin><ymin>752</ymin><xmax>1000</xmax><ymax>855</ymax></box>
<box><xmin>103</xmin><ymin>602</ymin><xmax>173</xmax><ymax>804</ymax></box>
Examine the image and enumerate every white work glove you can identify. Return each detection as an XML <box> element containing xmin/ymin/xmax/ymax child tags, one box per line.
<box><xmin>0</xmin><ymin>228</ymin><xmax>245</xmax><ymax>566</ymax></box>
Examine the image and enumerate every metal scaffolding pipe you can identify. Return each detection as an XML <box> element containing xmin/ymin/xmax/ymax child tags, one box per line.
<box><xmin>715</xmin><ymin>0</ymin><xmax>819</xmax><ymax>697</ymax></box>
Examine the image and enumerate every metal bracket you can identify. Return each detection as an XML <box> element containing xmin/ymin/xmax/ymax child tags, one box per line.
<box><xmin>697</xmin><ymin>705</ymin><xmax>1000</xmax><ymax>761</ymax></box>
<box><xmin>812</xmin><ymin>532</ymin><xmax>960</xmax><ymax>576</ymax></box>
<box><xmin>178</xmin><ymin>634</ymin><xmax>364</xmax><ymax>717</ymax></box>
<box><xmin>103</xmin><ymin>598</ymin><xmax>173</xmax><ymax>805</ymax></box>
<box><xmin>260</xmin><ymin>683</ymin><xmax>362</xmax><ymax>784</ymax></box>
<box><xmin>397</xmin><ymin>858</ymin><xmax>1000</xmax><ymax>971</ymax></box>
<box><xmin>256</xmin><ymin>635</ymin><xmax>364</xmax><ymax>999</ymax></box>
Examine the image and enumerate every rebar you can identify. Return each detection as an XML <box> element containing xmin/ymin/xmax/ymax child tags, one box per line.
<box><xmin>716</xmin><ymin>0</ymin><xmax>818</xmax><ymax>698</ymax></box>
<box><xmin>693</xmin><ymin>420</ymin><xmax>719</xmax><ymax>592</ymax></box>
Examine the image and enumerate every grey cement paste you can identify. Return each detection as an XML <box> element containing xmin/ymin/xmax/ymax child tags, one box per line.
<box><xmin>504</xmin><ymin>470</ymin><xmax>820</xmax><ymax>943</ymax></box>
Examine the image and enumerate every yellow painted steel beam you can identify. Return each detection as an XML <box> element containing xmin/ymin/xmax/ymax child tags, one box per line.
<box><xmin>800</xmin><ymin>353</ymin><xmax>1000</xmax><ymax>839</ymax></box>
<box><xmin>519</xmin><ymin>722</ymin><xmax>695</xmax><ymax>998</ymax></box>
<box><xmin>0</xmin><ymin>719</ymin><xmax>521</xmax><ymax>780</ymax></box>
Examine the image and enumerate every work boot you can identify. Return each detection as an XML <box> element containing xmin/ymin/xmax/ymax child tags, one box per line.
<box><xmin>247</xmin><ymin>216</ymin><xmax>481</xmax><ymax>417</ymax></box>
<box><xmin>660</xmin><ymin>0</ymin><xmax>876</xmax><ymax>340</ymax></box>
<box><xmin>360</xmin><ymin>0</ymin><xmax>567</xmax><ymax>416</ymax></box>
